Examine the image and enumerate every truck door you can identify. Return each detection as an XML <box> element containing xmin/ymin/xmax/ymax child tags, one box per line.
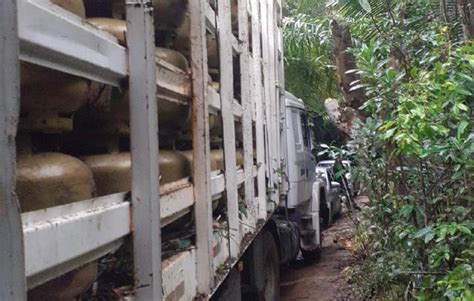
<box><xmin>300</xmin><ymin>112</ymin><xmax>316</xmax><ymax>202</ymax></box>
<box><xmin>289</xmin><ymin>108</ymin><xmax>307</xmax><ymax>203</ymax></box>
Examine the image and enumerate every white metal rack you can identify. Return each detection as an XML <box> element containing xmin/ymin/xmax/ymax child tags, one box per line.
<box><xmin>18</xmin><ymin>0</ymin><xmax>128</xmax><ymax>86</ymax></box>
<box><xmin>0</xmin><ymin>0</ymin><xmax>283</xmax><ymax>299</ymax></box>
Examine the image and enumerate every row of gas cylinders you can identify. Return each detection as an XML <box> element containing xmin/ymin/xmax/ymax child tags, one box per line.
<box><xmin>22</xmin><ymin>148</ymin><xmax>243</xmax><ymax>300</ymax></box>
<box><xmin>22</xmin><ymin>0</ymin><xmax>225</xmax><ymax>135</ymax></box>
<box><xmin>17</xmin><ymin>149</ymin><xmax>244</xmax><ymax>212</ymax></box>
<box><xmin>22</xmin><ymin>1</ymin><xmax>230</xmax><ymax>299</ymax></box>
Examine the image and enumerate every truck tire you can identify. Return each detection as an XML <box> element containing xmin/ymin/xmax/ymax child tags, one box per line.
<box><xmin>261</xmin><ymin>231</ymin><xmax>280</xmax><ymax>301</ymax></box>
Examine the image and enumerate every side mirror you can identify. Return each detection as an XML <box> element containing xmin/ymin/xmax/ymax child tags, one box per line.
<box><xmin>331</xmin><ymin>181</ymin><xmax>341</xmax><ymax>189</ymax></box>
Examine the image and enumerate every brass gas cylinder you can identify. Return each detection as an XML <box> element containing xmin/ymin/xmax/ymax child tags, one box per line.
<box><xmin>28</xmin><ymin>262</ymin><xmax>97</xmax><ymax>301</ymax></box>
<box><xmin>111</xmin><ymin>0</ymin><xmax>186</xmax><ymax>45</ymax></box>
<box><xmin>172</xmin><ymin>16</ymin><xmax>218</xmax><ymax>70</ymax></box>
<box><xmin>16</xmin><ymin>152</ymin><xmax>97</xmax><ymax>300</ymax></box>
<box><xmin>82</xmin><ymin>151</ymin><xmax>191</xmax><ymax>196</ymax></box>
<box><xmin>211</xmin><ymin>149</ymin><xmax>244</xmax><ymax>170</ymax></box>
<box><xmin>155</xmin><ymin>47</ymin><xmax>190</xmax><ymax>73</ymax></box>
<box><xmin>86</xmin><ymin>18</ymin><xmax>127</xmax><ymax>46</ymax></box>
<box><xmin>20</xmin><ymin>63</ymin><xmax>107</xmax><ymax>133</ymax></box>
<box><xmin>51</xmin><ymin>0</ymin><xmax>86</xmax><ymax>17</ymax></box>
<box><xmin>180</xmin><ymin>149</ymin><xmax>244</xmax><ymax>172</ymax></box>
<box><xmin>74</xmin><ymin>47</ymin><xmax>190</xmax><ymax>138</ymax></box>
<box><xmin>86</xmin><ymin>17</ymin><xmax>190</xmax><ymax>74</ymax></box>
<box><xmin>16</xmin><ymin>152</ymin><xmax>95</xmax><ymax>212</ymax></box>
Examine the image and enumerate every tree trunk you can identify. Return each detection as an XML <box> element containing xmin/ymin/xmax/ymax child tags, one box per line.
<box><xmin>324</xmin><ymin>98</ymin><xmax>363</xmax><ymax>138</ymax></box>
<box><xmin>457</xmin><ymin>0</ymin><xmax>474</xmax><ymax>41</ymax></box>
<box><xmin>325</xmin><ymin>20</ymin><xmax>366</xmax><ymax>139</ymax></box>
<box><xmin>331</xmin><ymin>20</ymin><xmax>366</xmax><ymax>110</ymax></box>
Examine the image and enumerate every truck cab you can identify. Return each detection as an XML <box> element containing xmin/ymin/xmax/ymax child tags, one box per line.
<box><xmin>279</xmin><ymin>92</ymin><xmax>324</xmax><ymax>259</ymax></box>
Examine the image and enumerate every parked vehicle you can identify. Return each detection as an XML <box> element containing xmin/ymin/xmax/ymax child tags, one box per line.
<box><xmin>317</xmin><ymin>159</ymin><xmax>358</xmax><ymax>197</ymax></box>
<box><xmin>315</xmin><ymin>162</ymin><xmax>343</xmax><ymax>227</ymax></box>
<box><xmin>1</xmin><ymin>0</ymin><xmax>325</xmax><ymax>300</ymax></box>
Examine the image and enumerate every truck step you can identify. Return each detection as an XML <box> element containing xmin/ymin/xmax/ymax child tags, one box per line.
<box><xmin>300</xmin><ymin>215</ymin><xmax>314</xmax><ymax>230</ymax></box>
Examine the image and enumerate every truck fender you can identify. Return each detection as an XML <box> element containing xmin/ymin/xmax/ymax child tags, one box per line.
<box><xmin>311</xmin><ymin>180</ymin><xmax>324</xmax><ymax>213</ymax></box>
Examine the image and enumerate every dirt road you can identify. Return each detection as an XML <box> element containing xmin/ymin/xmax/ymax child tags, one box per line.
<box><xmin>280</xmin><ymin>199</ymin><xmax>364</xmax><ymax>301</ymax></box>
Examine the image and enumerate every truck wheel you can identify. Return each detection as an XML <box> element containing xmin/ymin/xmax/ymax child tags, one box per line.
<box><xmin>261</xmin><ymin>231</ymin><xmax>280</xmax><ymax>301</ymax></box>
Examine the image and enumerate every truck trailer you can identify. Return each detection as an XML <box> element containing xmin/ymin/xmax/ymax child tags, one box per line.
<box><xmin>0</xmin><ymin>0</ymin><xmax>330</xmax><ymax>300</ymax></box>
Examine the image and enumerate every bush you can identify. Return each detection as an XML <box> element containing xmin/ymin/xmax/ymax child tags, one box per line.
<box><xmin>350</xmin><ymin>13</ymin><xmax>474</xmax><ymax>300</ymax></box>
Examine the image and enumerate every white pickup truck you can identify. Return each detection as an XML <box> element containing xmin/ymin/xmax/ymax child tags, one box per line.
<box><xmin>315</xmin><ymin>161</ymin><xmax>343</xmax><ymax>227</ymax></box>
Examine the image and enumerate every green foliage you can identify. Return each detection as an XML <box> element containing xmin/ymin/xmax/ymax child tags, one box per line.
<box><xmin>283</xmin><ymin>14</ymin><xmax>339</xmax><ymax>116</ymax></box>
<box><xmin>345</xmin><ymin>1</ymin><xmax>474</xmax><ymax>299</ymax></box>
<box><xmin>283</xmin><ymin>3</ymin><xmax>345</xmax><ymax>145</ymax></box>
<box><xmin>283</xmin><ymin>2</ymin><xmax>473</xmax><ymax>298</ymax></box>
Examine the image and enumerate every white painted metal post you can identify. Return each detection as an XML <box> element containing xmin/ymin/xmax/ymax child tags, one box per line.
<box><xmin>238</xmin><ymin>0</ymin><xmax>256</xmax><ymax>222</ymax></box>
<box><xmin>217</xmin><ymin>0</ymin><xmax>240</xmax><ymax>257</ymax></box>
<box><xmin>269</xmin><ymin>0</ymin><xmax>282</xmax><ymax>195</ymax></box>
<box><xmin>260</xmin><ymin>0</ymin><xmax>276</xmax><ymax>205</ymax></box>
<box><xmin>267</xmin><ymin>0</ymin><xmax>279</xmax><ymax>201</ymax></box>
<box><xmin>0</xmin><ymin>1</ymin><xmax>26</xmax><ymax>300</ymax></box>
<box><xmin>126</xmin><ymin>1</ymin><xmax>161</xmax><ymax>300</ymax></box>
<box><xmin>251</xmin><ymin>0</ymin><xmax>267</xmax><ymax>219</ymax></box>
<box><xmin>275</xmin><ymin>0</ymin><xmax>288</xmax><ymax>195</ymax></box>
<box><xmin>189</xmin><ymin>0</ymin><xmax>214</xmax><ymax>294</ymax></box>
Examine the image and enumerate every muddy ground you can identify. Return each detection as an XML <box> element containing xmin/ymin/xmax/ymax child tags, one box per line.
<box><xmin>280</xmin><ymin>197</ymin><xmax>367</xmax><ymax>301</ymax></box>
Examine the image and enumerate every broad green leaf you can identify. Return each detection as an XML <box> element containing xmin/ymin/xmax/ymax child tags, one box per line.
<box><xmin>457</xmin><ymin>121</ymin><xmax>469</xmax><ymax>139</ymax></box>
<box><xmin>382</xmin><ymin>128</ymin><xmax>396</xmax><ymax>140</ymax></box>
<box><xmin>458</xmin><ymin>225</ymin><xmax>472</xmax><ymax>235</ymax></box>
<box><xmin>424</xmin><ymin>231</ymin><xmax>435</xmax><ymax>243</ymax></box>
<box><xmin>358</xmin><ymin>0</ymin><xmax>371</xmax><ymax>12</ymax></box>
<box><xmin>400</xmin><ymin>204</ymin><xmax>414</xmax><ymax>217</ymax></box>
<box><xmin>414</xmin><ymin>226</ymin><xmax>432</xmax><ymax>239</ymax></box>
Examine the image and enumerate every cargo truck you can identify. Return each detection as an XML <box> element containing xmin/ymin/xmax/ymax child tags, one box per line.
<box><xmin>0</xmin><ymin>0</ymin><xmax>333</xmax><ymax>300</ymax></box>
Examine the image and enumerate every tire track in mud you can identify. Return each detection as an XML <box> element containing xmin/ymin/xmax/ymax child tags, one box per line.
<box><xmin>280</xmin><ymin>197</ymin><xmax>367</xmax><ymax>301</ymax></box>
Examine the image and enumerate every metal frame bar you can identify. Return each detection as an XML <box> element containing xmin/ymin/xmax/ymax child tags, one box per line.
<box><xmin>126</xmin><ymin>1</ymin><xmax>161</xmax><ymax>300</ymax></box>
<box><xmin>250</xmin><ymin>0</ymin><xmax>267</xmax><ymax>219</ymax></box>
<box><xmin>18</xmin><ymin>0</ymin><xmax>127</xmax><ymax>86</ymax></box>
<box><xmin>238</xmin><ymin>0</ymin><xmax>257</xmax><ymax>224</ymax></box>
<box><xmin>269</xmin><ymin>0</ymin><xmax>282</xmax><ymax>196</ymax></box>
<box><xmin>260</xmin><ymin>0</ymin><xmax>275</xmax><ymax>209</ymax></box>
<box><xmin>23</xmin><ymin>193</ymin><xmax>129</xmax><ymax>289</ymax></box>
<box><xmin>217</xmin><ymin>0</ymin><xmax>241</xmax><ymax>258</ymax></box>
<box><xmin>190</xmin><ymin>0</ymin><xmax>214</xmax><ymax>294</ymax></box>
<box><xmin>0</xmin><ymin>0</ymin><xmax>27</xmax><ymax>299</ymax></box>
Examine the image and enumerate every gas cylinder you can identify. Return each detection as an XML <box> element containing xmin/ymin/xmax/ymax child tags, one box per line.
<box><xmin>111</xmin><ymin>0</ymin><xmax>187</xmax><ymax>45</ymax></box>
<box><xmin>211</xmin><ymin>149</ymin><xmax>244</xmax><ymax>170</ymax></box>
<box><xmin>28</xmin><ymin>262</ymin><xmax>97</xmax><ymax>301</ymax></box>
<box><xmin>86</xmin><ymin>18</ymin><xmax>190</xmax><ymax>73</ymax></box>
<box><xmin>16</xmin><ymin>152</ymin><xmax>95</xmax><ymax>212</ymax></box>
<box><xmin>180</xmin><ymin>149</ymin><xmax>244</xmax><ymax>172</ymax></box>
<box><xmin>74</xmin><ymin>47</ymin><xmax>190</xmax><ymax>139</ymax></box>
<box><xmin>16</xmin><ymin>149</ymin><xmax>97</xmax><ymax>300</ymax></box>
<box><xmin>82</xmin><ymin>150</ymin><xmax>192</xmax><ymax>196</ymax></box>
<box><xmin>86</xmin><ymin>18</ymin><xmax>127</xmax><ymax>46</ymax></box>
<box><xmin>20</xmin><ymin>63</ymin><xmax>108</xmax><ymax>133</ymax></box>
<box><xmin>51</xmin><ymin>0</ymin><xmax>86</xmax><ymax>17</ymax></box>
